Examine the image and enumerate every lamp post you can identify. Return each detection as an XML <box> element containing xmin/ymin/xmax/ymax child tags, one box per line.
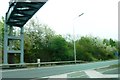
<box><xmin>73</xmin><ymin>13</ymin><xmax>84</xmax><ymax>64</ymax></box>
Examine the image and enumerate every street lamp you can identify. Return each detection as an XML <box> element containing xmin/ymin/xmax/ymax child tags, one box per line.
<box><xmin>73</xmin><ymin>13</ymin><xmax>84</xmax><ymax>64</ymax></box>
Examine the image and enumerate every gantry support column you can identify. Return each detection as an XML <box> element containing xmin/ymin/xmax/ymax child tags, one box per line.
<box><xmin>3</xmin><ymin>14</ymin><xmax>24</xmax><ymax>64</ymax></box>
<box><xmin>20</xmin><ymin>27</ymin><xmax>24</xmax><ymax>64</ymax></box>
<box><xmin>8</xmin><ymin>26</ymin><xmax>15</xmax><ymax>64</ymax></box>
<box><xmin>3</xmin><ymin>14</ymin><xmax>8</xmax><ymax>64</ymax></box>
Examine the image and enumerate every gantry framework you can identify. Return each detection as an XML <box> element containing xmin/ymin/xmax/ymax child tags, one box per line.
<box><xmin>4</xmin><ymin>0</ymin><xmax>47</xmax><ymax>64</ymax></box>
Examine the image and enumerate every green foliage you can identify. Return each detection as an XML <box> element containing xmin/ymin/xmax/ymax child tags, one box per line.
<box><xmin>24</xmin><ymin>18</ymin><xmax>55</xmax><ymax>62</ymax></box>
<box><xmin>75</xmin><ymin>36</ymin><xmax>117</xmax><ymax>61</ymax></box>
<box><xmin>23</xmin><ymin>18</ymin><xmax>119</xmax><ymax>62</ymax></box>
<box><xmin>0</xmin><ymin>16</ymin><xmax>4</xmax><ymax>48</ymax></box>
<box><xmin>1</xmin><ymin>17</ymin><xmax>119</xmax><ymax>63</ymax></box>
<box><xmin>0</xmin><ymin>17</ymin><xmax>4</xmax><ymax>63</ymax></box>
<box><xmin>48</xmin><ymin>35</ymin><xmax>70</xmax><ymax>61</ymax></box>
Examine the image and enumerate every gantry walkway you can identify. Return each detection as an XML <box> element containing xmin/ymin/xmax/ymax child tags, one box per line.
<box><xmin>4</xmin><ymin>0</ymin><xmax>48</xmax><ymax>64</ymax></box>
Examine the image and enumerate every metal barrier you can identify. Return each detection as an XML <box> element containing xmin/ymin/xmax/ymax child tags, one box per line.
<box><xmin>1</xmin><ymin>60</ymin><xmax>86</xmax><ymax>68</ymax></box>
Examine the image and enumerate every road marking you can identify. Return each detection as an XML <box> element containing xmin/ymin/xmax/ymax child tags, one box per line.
<box><xmin>41</xmin><ymin>65</ymin><xmax>111</xmax><ymax>78</ymax></box>
<box><xmin>76</xmin><ymin>68</ymin><xmax>118</xmax><ymax>77</ymax></box>
<box><xmin>85</xmin><ymin>69</ymin><xmax>118</xmax><ymax>78</ymax></box>
<box><xmin>101</xmin><ymin>68</ymin><xmax>118</xmax><ymax>73</ymax></box>
<box><xmin>2</xmin><ymin>68</ymin><xmax>38</xmax><ymax>72</ymax></box>
<box><xmin>85</xmin><ymin>70</ymin><xmax>104</xmax><ymax>78</ymax></box>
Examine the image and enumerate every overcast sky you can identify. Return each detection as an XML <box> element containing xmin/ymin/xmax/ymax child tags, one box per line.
<box><xmin>0</xmin><ymin>0</ymin><xmax>119</xmax><ymax>40</ymax></box>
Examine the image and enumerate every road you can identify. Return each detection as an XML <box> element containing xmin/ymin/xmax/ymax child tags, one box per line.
<box><xmin>2</xmin><ymin>60</ymin><xmax>118</xmax><ymax>78</ymax></box>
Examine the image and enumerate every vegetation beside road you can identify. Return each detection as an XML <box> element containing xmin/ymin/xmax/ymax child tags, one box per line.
<box><xmin>0</xmin><ymin>17</ymin><xmax>119</xmax><ymax>63</ymax></box>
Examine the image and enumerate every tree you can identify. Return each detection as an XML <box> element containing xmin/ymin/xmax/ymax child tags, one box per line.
<box><xmin>109</xmin><ymin>38</ymin><xmax>116</xmax><ymax>47</ymax></box>
<box><xmin>24</xmin><ymin>17</ymin><xmax>55</xmax><ymax>62</ymax></box>
<box><xmin>75</xmin><ymin>36</ymin><xmax>117</xmax><ymax>61</ymax></box>
<box><xmin>48</xmin><ymin>35</ymin><xmax>70</xmax><ymax>61</ymax></box>
<box><xmin>0</xmin><ymin>16</ymin><xmax>4</xmax><ymax>63</ymax></box>
<box><xmin>0</xmin><ymin>17</ymin><xmax>4</xmax><ymax>49</ymax></box>
<box><xmin>76</xmin><ymin>36</ymin><xmax>98</xmax><ymax>61</ymax></box>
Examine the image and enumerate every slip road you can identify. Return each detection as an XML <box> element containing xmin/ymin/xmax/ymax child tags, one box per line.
<box><xmin>2</xmin><ymin>60</ymin><xmax>118</xmax><ymax>78</ymax></box>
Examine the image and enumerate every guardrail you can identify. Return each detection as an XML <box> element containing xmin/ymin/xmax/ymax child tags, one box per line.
<box><xmin>0</xmin><ymin>60</ymin><xmax>86</xmax><ymax>68</ymax></box>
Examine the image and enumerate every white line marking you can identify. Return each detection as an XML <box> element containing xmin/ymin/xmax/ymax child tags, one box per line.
<box><xmin>101</xmin><ymin>68</ymin><xmax>118</xmax><ymax>73</ymax></box>
<box><xmin>85</xmin><ymin>70</ymin><xmax>118</xmax><ymax>78</ymax></box>
<box><xmin>41</xmin><ymin>65</ymin><xmax>111</xmax><ymax>78</ymax></box>
<box><xmin>85</xmin><ymin>70</ymin><xmax>104</xmax><ymax>78</ymax></box>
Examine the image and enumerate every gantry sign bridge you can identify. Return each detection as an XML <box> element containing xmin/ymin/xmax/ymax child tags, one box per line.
<box><xmin>4</xmin><ymin>0</ymin><xmax>48</xmax><ymax>64</ymax></box>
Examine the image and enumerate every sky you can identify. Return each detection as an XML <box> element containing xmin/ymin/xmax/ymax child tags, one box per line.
<box><xmin>0</xmin><ymin>0</ymin><xmax>119</xmax><ymax>40</ymax></box>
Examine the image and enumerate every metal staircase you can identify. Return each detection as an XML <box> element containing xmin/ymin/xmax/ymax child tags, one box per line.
<box><xmin>4</xmin><ymin>0</ymin><xmax>47</xmax><ymax>64</ymax></box>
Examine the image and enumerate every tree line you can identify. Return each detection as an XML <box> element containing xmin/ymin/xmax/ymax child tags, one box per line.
<box><xmin>0</xmin><ymin>17</ymin><xmax>119</xmax><ymax>63</ymax></box>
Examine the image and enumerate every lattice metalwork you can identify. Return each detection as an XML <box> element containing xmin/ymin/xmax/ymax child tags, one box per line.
<box><xmin>4</xmin><ymin>0</ymin><xmax>47</xmax><ymax>64</ymax></box>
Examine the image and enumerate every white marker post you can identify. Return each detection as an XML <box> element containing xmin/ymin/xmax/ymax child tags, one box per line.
<box><xmin>37</xmin><ymin>59</ymin><xmax>40</xmax><ymax>67</ymax></box>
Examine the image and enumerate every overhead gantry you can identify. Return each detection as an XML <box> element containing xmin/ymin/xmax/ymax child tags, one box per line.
<box><xmin>4</xmin><ymin>0</ymin><xmax>48</xmax><ymax>64</ymax></box>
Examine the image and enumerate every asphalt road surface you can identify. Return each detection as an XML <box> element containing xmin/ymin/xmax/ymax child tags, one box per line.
<box><xmin>2</xmin><ymin>60</ymin><xmax>118</xmax><ymax>78</ymax></box>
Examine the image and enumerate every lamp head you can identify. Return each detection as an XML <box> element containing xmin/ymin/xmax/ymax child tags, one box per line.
<box><xmin>78</xmin><ymin>13</ymin><xmax>84</xmax><ymax>17</ymax></box>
